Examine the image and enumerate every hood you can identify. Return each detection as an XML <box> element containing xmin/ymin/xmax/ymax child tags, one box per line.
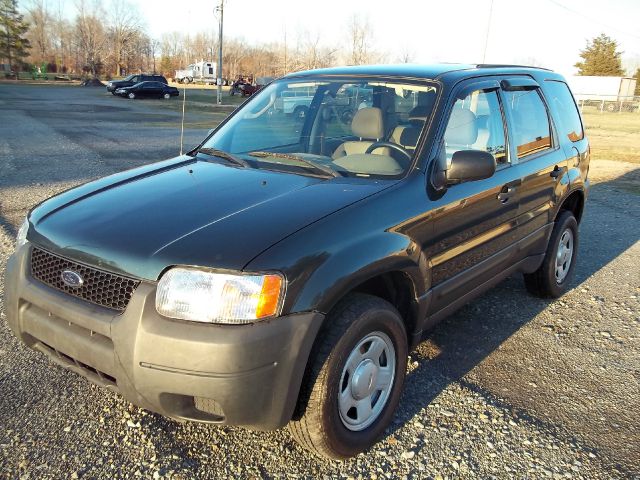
<box><xmin>29</xmin><ymin>157</ymin><xmax>392</xmax><ymax>280</ymax></box>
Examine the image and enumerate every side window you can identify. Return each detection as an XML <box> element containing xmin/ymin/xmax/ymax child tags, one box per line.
<box><xmin>544</xmin><ymin>81</ymin><xmax>584</xmax><ymax>142</ymax></box>
<box><xmin>443</xmin><ymin>89</ymin><xmax>508</xmax><ymax>166</ymax></box>
<box><xmin>503</xmin><ymin>89</ymin><xmax>552</xmax><ymax>158</ymax></box>
<box><xmin>132</xmin><ymin>76</ymin><xmax>140</xmax><ymax>83</ymax></box>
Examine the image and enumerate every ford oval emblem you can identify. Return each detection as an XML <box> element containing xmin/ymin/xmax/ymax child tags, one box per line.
<box><xmin>61</xmin><ymin>270</ymin><xmax>84</xmax><ymax>288</ymax></box>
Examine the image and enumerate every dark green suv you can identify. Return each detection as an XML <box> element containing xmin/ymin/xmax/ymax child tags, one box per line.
<box><xmin>5</xmin><ymin>64</ymin><xmax>589</xmax><ymax>459</ymax></box>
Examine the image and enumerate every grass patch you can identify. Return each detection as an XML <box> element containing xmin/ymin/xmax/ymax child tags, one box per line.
<box><xmin>582</xmin><ymin>110</ymin><xmax>640</xmax><ymax>163</ymax></box>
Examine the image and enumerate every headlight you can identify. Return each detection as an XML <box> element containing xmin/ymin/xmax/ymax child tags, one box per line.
<box><xmin>107</xmin><ymin>82</ymin><xmax>112</xmax><ymax>86</ymax></box>
<box><xmin>16</xmin><ymin>218</ymin><xmax>29</xmax><ymax>249</ymax></box>
<box><xmin>155</xmin><ymin>267</ymin><xmax>284</xmax><ymax>324</ymax></box>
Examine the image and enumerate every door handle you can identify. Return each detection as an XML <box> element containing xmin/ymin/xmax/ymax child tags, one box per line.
<box><xmin>550</xmin><ymin>165</ymin><xmax>566</xmax><ymax>179</ymax></box>
<box><xmin>497</xmin><ymin>186</ymin><xmax>516</xmax><ymax>203</ymax></box>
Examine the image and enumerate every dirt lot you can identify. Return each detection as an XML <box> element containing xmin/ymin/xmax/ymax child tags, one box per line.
<box><xmin>582</xmin><ymin>109</ymin><xmax>640</xmax><ymax>164</ymax></box>
<box><xmin>0</xmin><ymin>84</ymin><xmax>638</xmax><ymax>479</ymax></box>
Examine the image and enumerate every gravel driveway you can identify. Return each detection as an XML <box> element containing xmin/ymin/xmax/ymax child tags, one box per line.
<box><xmin>0</xmin><ymin>84</ymin><xmax>638</xmax><ymax>479</ymax></box>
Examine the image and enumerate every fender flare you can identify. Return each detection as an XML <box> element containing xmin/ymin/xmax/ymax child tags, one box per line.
<box><xmin>287</xmin><ymin>231</ymin><xmax>429</xmax><ymax>337</ymax></box>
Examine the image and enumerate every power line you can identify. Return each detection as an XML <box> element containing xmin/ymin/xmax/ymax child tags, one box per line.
<box><xmin>546</xmin><ymin>0</ymin><xmax>640</xmax><ymax>40</ymax></box>
<box><xmin>482</xmin><ymin>0</ymin><xmax>494</xmax><ymax>62</ymax></box>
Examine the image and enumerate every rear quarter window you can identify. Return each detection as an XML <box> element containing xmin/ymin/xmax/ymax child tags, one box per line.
<box><xmin>544</xmin><ymin>80</ymin><xmax>584</xmax><ymax>142</ymax></box>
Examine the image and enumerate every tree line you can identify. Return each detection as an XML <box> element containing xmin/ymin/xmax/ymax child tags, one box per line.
<box><xmin>1</xmin><ymin>0</ymin><xmax>638</xmax><ymax>89</ymax></box>
<box><xmin>1</xmin><ymin>0</ymin><xmax>386</xmax><ymax>80</ymax></box>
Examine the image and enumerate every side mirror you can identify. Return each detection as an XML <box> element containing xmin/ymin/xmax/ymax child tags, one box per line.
<box><xmin>447</xmin><ymin>150</ymin><xmax>496</xmax><ymax>185</ymax></box>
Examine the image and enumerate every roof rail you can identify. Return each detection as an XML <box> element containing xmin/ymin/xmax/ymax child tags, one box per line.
<box><xmin>475</xmin><ymin>64</ymin><xmax>553</xmax><ymax>71</ymax></box>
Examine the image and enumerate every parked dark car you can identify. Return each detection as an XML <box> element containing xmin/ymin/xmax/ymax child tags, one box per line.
<box><xmin>114</xmin><ymin>81</ymin><xmax>179</xmax><ymax>99</ymax></box>
<box><xmin>106</xmin><ymin>73</ymin><xmax>168</xmax><ymax>94</ymax></box>
<box><xmin>5</xmin><ymin>64</ymin><xmax>589</xmax><ymax>459</ymax></box>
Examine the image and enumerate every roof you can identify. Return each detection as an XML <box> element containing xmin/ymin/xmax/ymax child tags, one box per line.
<box><xmin>283</xmin><ymin>63</ymin><xmax>559</xmax><ymax>82</ymax></box>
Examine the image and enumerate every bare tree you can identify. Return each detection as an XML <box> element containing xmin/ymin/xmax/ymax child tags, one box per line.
<box><xmin>347</xmin><ymin>14</ymin><xmax>372</xmax><ymax>65</ymax></box>
<box><xmin>149</xmin><ymin>37</ymin><xmax>159</xmax><ymax>73</ymax></box>
<box><xmin>26</xmin><ymin>0</ymin><xmax>50</xmax><ymax>65</ymax></box>
<box><xmin>109</xmin><ymin>0</ymin><xmax>141</xmax><ymax>76</ymax></box>
<box><xmin>395</xmin><ymin>45</ymin><xmax>414</xmax><ymax>64</ymax></box>
<box><xmin>74</xmin><ymin>0</ymin><xmax>107</xmax><ymax>76</ymax></box>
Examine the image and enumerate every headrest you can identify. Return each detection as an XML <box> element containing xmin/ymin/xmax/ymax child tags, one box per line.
<box><xmin>351</xmin><ymin>107</ymin><xmax>384</xmax><ymax>140</ymax></box>
<box><xmin>445</xmin><ymin>108</ymin><xmax>478</xmax><ymax>145</ymax></box>
<box><xmin>399</xmin><ymin>127</ymin><xmax>420</xmax><ymax>147</ymax></box>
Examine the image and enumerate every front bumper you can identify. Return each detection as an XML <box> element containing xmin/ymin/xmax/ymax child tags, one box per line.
<box><xmin>4</xmin><ymin>245</ymin><xmax>324</xmax><ymax>430</ymax></box>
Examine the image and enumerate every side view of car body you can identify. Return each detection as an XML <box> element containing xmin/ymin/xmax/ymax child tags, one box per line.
<box><xmin>4</xmin><ymin>64</ymin><xmax>589</xmax><ymax>460</ymax></box>
<box><xmin>106</xmin><ymin>74</ymin><xmax>168</xmax><ymax>94</ymax></box>
<box><xmin>114</xmin><ymin>81</ymin><xmax>179</xmax><ymax>99</ymax></box>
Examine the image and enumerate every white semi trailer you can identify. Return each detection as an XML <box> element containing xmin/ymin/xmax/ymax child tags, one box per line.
<box><xmin>174</xmin><ymin>61</ymin><xmax>217</xmax><ymax>84</ymax></box>
<box><xmin>567</xmin><ymin>76</ymin><xmax>638</xmax><ymax>111</ymax></box>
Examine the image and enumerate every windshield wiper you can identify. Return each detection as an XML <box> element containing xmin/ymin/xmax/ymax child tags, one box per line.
<box><xmin>197</xmin><ymin>147</ymin><xmax>250</xmax><ymax>168</ymax></box>
<box><xmin>248</xmin><ymin>151</ymin><xmax>339</xmax><ymax>178</ymax></box>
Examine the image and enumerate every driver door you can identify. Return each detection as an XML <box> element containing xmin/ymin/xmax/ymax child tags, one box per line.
<box><xmin>425</xmin><ymin>80</ymin><xmax>522</xmax><ymax>316</ymax></box>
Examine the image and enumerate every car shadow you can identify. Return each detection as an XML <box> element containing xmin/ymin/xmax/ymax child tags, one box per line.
<box><xmin>384</xmin><ymin>168</ymin><xmax>640</xmax><ymax>446</ymax></box>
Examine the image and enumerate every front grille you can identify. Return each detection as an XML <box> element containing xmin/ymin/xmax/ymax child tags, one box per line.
<box><xmin>30</xmin><ymin>247</ymin><xmax>140</xmax><ymax>312</ymax></box>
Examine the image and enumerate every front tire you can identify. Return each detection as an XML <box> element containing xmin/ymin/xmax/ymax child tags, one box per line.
<box><xmin>524</xmin><ymin>210</ymin><xmax>579</xmax><ymax>298</ymax></box>
<box><xmin>128</xmin><ymin>92</ymin><xmax>135</xmax><ymax>99</ymax></box>
<box><xmin>288</xmin><ymin>293</ymin><xmax>408</xmax><ymax>459</ymax></box>
<box><xmin>163</xmin><ymin>93</ymin><xmax>170</xmax><ymax>99</ymax></box>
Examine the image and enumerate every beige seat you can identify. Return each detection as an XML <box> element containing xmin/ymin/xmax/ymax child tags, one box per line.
<box><xmin>332</xmin><ymin>107</ymin><xmax>388</xmax><ymax>159</ymax></box>
<box><xmin>444</xmin><ymin>108</ymin><xmax>478</xmax><ymax>165</ymax></box>
<box><xmin>390</xmin><ymin>106</ymin><xmax>429</xmax><ymax>151</ymax></box>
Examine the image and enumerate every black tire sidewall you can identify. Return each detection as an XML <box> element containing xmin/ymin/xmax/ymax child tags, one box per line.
<box><xmin>320</xmin><ymin>306</ymin><xmax>408</xmax><ymax>458</ymax></box>
<box><xmin>544</xmin><ymin>211</ymin><xmax>579</xmax><ymax>296</ymax></box>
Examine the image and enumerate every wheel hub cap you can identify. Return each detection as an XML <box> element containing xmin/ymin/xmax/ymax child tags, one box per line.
<box><xmin>555</xmin><ymin>228</ymin><xmax>574</xmax><ymax>283</ymax></box>
<box><xmin>351</xmin><ymin>359</ymin><xmax>377</xmax><ymax>400</ymax></box>
<box><xmin>338</xmin><ymin>332</ymin><xmax>396</xmax><ymax>431</ymax></box>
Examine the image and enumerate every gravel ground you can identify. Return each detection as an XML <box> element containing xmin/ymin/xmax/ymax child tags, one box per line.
<box><xmin>0</xmin><ymin>84</ymin><xmax>638</xmax><ymax>479</ymax></box>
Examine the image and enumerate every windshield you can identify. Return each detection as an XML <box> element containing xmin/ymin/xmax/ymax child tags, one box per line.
<box><xmin>123</xmin><ymin>74</ymin><xmax>136</xmax><ymax>81</ymax></box>
<box><xmin>202</xmin><ymin>77</ymin><xmax>438</xmax><ymax>178</ymax></box>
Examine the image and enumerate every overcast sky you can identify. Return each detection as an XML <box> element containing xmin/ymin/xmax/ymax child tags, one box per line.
<box><xmin>57</xmin><ymin>0</ymin><xmax>640</xmax><ymax>76</ymax></box>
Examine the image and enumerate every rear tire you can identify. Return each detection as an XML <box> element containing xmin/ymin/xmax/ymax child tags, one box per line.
<box><xmin>524</xmin><ymin>210</ymin><xmax>579</xmax><ymax>298</ymax></box>
<box><xmin>288</xmin><ymin>293</ymin><xmax>408</xmax><ymax>459</ymax></box>
<box><xmin>163</xmin><ymin>93</ymin><xmax>170</xmax><ymax>99</ymax></box>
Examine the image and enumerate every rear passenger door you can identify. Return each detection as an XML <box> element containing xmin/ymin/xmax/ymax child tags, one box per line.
<box><xmin>426</xmin><ymin>80</ymin><xmax>522</xmax><ymax>315</ymax></box>
<box><xmin>542</xmin><ymin>80</ymin><xmax>589</xmax><ymax>190</ymax></box>
<box><xmin>501</xmin><ymin>78</ymin><xmax>569</xmax><ymax>254</ymax></box>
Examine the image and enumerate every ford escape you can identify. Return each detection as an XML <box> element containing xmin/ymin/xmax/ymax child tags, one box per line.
<box><xmin>5</xmin><ymin>64</ymin><xmax>589</xmax><ymax>459</ymax></box>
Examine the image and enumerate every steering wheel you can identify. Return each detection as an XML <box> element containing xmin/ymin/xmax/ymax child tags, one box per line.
<box><xmin>365</xmin><ymin>141</ymin><xmax>412</xmax><ymax>161</ymax></box>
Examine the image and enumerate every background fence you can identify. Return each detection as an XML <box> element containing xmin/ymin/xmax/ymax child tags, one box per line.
<box><xmin>574</xmin><ymin>94</ymin><xmax>640</xmax><ymax>113</ymax></box>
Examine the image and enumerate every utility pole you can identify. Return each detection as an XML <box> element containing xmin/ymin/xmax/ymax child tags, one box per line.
<box><xmin>283</xmin><ymin>26</ymin><xmax>287</xmax><ymax>75</ymax></box>
<box><xmin>216</xmin><ymin>0</ymin><xmax>224</xmax><ymax>105</ymax></box>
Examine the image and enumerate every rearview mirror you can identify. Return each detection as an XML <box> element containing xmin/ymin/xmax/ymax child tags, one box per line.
<box><xmin>447</xmin><ymin>150</ymin><xmax>496</xmax><ymax>185</ymax></box>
